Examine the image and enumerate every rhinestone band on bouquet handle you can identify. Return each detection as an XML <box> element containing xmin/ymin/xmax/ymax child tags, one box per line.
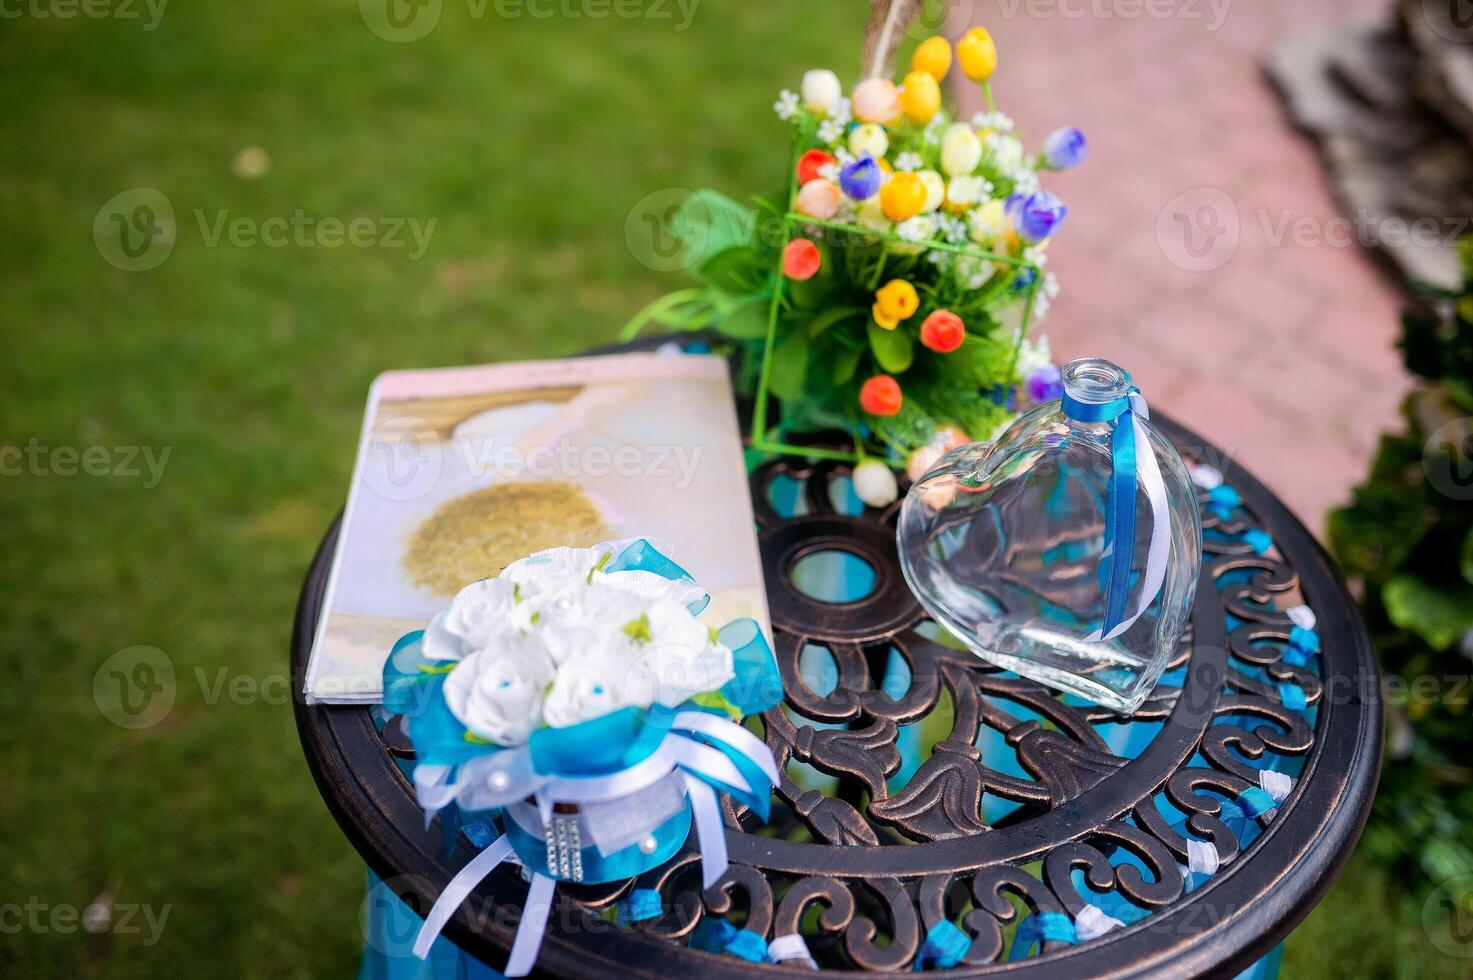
<box><xmin>380</xmin><ymin>539</ymin><xmax>785</xmax><ymax>977</ymax></box>
<box><xmin>620</xmin><ymin>15</ymin><xmax>1087</xmax><ymax>507</ymax></box>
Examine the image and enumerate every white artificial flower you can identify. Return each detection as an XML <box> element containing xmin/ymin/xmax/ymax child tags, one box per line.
<box><xmin>848</xmin><ymin>122</ymin><xmax>889</xmax><ymax>161</ymax></box>
<box><xmin>773</xmin><ymin>89</ymin><xmax>800</xmax><ymax>121</ymax></box>
<box><xmin>443</xmin><ymin>640</ymin><xmax>553</xmax><ymax>746</ymax></box>
<box><xmin>834</xmin><ymin>146</ymin><xmax>856</xmax><ymax>168</ymax></box>
<box><xmin>946</xmin><ymin>175</ymin><xmax>988</xmax><ymax>210</ymax></box>
<box><xmin>543</xmin><ymin>652</ymin><xmax>635</xmax><ymax>728</ymax></box>
<box><xmin>940</xmin><ymin>123</ymin><xmax>982</xmax><ymax>176</ymax></box>
<box><xmin>1014</xmin><ymin>334</ymin><xmax>1054</xmax><ymax>378</ymax></box>
<box><xmin>421</xmin><ymin>577</ymin><xmax>527</xmax><ymax>661</ymax></box>
<box><xmin>983</xmin><ymin>132</ymin><xmax>1024</xmax><ymax>172</ymax></box>
<box><xmin>852</xmin><ymin>459</ymin><xmax>899</xmax><ymax>507</ymax></box>
<box><xmin>936</xmin><ymin>213</ymin><xmax>969</xmax><ymax>245</ymax></box>
<box><xmin>1010</xmin><ymin>169</ymin><xmax>1041</xmax><ymax>196</ymax></box>
<box><xmin>817</xmin><ymin>160</ymin><xmax>841</xmax><ymax>182</ymax></box>
<box><xmin>894</xmin><ymin>152</ymin><xmax>923</xmax><ymax>172</ymax></box>
<box><xmin>425</xmin><ymin>540</ymin><xmax>737</xmax><ymax>736</ymax></box>
<box><xmin>1033</xmin><ymin>272</ymin><xmax>1061</xmax><ymax>321</ymax></box>
<box><xmin>1023</xmin><ymin>244</ymin><xmax>1048</xmax><ymax>268</ymax></box>
<box><xmin>830</xmin><ymin>96</ymin><xmax>852</xmax><ymax>127</ymax></box>
<box><xmin>923</xmin><ymin>115</ymin><xmax>945</xmax><ymax>145</ymax></box>
<box><xmin>532</xmin><ymin>581</ymin><xmax>645</xmax><ymax>665</ymax></box>
<box><xmin>917</xmin><ymin>169</ymin><xmax>945</xmax><ymax>212</ymax></box>
<box><xmin>896</xmin><ymin>214</ymin><xmax>936</xmax><ymax>243</ymax></box>
<box><xmin>501</xmin><ymin>544</ymin><xmax>609</xmax><ymax>587</ymax></box>
<box><xmin>816</xmin><ymin>118</ymin><xmax>845</xmax><ymax>147</ymax></box>
<box><xmin>801</xmin><ymin>69</ymin><xmax>842</xmax><ymax>114</ymax></box>
<box><xmin>970</xmin><ymin>110</ymin><xmax>1015</xmax><ymax>133</ymax></box>
<box><xmin>967</xmin><ymin>198</ymin><xmax>1008</xmax><ymax>245</ymax></box>
<box><xmin>955</xmin><ymin>255</ymin><xmax>996</xmax><ymax>290</ymax></box>
<box><xmin>623</xmin><ymin>599</ymin><xmax>735</xmax><ymax>708</ymax></box>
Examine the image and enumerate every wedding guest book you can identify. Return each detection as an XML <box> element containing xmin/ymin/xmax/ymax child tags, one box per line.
<box><xmin>303</xmin><ymin>351</ymin><xmax>770</xmax><ymax>703</ymax></box>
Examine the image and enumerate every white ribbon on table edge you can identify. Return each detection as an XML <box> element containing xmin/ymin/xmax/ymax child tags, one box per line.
<box><xmin>408</xmin><ymin>710</ymin><xmax>779</xmax><ymax>975</ymax></box>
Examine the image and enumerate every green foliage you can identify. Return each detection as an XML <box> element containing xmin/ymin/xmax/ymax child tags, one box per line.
<box><xmin>1328</xmin><ymin>240</ymin><xmax>1473</xmax><ymax>899</ymax></box>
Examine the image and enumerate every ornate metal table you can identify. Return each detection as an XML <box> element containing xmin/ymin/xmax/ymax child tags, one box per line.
<box><xmin>293</xmin><ymin>339</ymin><xmax>1381</xmax><ymax>978</ymax></box>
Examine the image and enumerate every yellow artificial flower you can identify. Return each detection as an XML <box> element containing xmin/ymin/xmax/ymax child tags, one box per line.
<box><xmin>898</xmin><ymin>70</ymin><xmax>941</xmax><ymax>123</ymax></box>
<box><xmin>873</xmin><ymin>279</ymin><xmax>919</xmax><ymax>329</ymax></box>
<box><xmin>956</xmin><ymin>27</ymin><xmax>997</xmax><ymax>82</ymax></box>
<box><xmin>912</xmin><ymin>36</ymin><xmax>952</xmax><ymax>80</ymax></box>
<box><xmin>881</xmin><ymin>172</ymin><xmax>927</xmax><ymax>221</ymax></box>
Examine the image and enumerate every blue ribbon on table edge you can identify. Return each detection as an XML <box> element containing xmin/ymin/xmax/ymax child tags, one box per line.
<box><xmin>1061</xmin><ymin>378</ymin><xmax>1170</xmax><ymax>640</ymax></box>
<box><xmin>378</xmin><ymin>539</ymin><xmax>785</xmax><ymax>977</ymax></box>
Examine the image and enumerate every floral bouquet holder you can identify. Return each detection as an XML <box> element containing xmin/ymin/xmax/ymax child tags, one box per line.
<box><xmin>380</xmin><ymin>539</ymin><xmax>784</xmax><ymax>977</ymax></box>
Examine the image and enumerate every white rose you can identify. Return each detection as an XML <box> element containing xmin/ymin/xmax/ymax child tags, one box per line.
<box><xmin>618</xmin><ymin>613</ymin><xmax>729</xmax><ymax>709</ymax></box>
<box><xmin>421</xmin><ymin>577</ymin><xmax>525</xmax><ymax>661</ymax></box>
<box><xmin>501</xmin><ymin>544</ymin><xmax>608</xmax><ymax>590</ymax></box>
<box><xmin>442</xmin><ymin>640</ymin><xmax>553</xmax><ymax>746</ymax></box>
<box><xmin>847</xmin><ymin>123</ymin><xmax>889</xmax><ymax>161</ymax></box>
<box><xmin>917</xmin><ymin>170</ymin><xmax>945</xmax><ymax>213</ymax></box>
<box><xmin>801</xmin><ymin>69</ymin><xmax>843</xmax><ymax>114</ymax></box>
<box><xmin>534</xmin><ymin>583</ymin><xmax>648</xmax><ymax>665</ymax></box>
<box><xmin>543</xmin><ymin>645</ymin><xmax>637</xmax><ymax>728</ymax></box>
<box><xmin>940</xmin><ymin>123</ymin><xmax>982</xmax><ymax>176</ymax></box>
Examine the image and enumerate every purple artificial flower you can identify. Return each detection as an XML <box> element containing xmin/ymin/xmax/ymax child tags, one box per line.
<box><xmin>1006</xmin><ymin>190</ymin><xmax>1067</xmax><ymax>244</ymax></box>
<box><xmin>1027</xmin><ymin>364</ymin><xmax>1063</xmax><ymax>403</ymax></box>
<box><xmin>839</xmin><ymin>155</ymin><xmax>882</xmax><ymax>201</ymax></box>
<box><xmin>1040</xmin><ymin>127</ymin><xmax>1089</xmax><ymax>170</ymax></box>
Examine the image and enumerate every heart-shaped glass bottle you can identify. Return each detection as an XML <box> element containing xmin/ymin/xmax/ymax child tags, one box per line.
<box><xmin>897</xmin><ymin>358</ymin><xmax>1202</xmax><ymax>713</ymax></box>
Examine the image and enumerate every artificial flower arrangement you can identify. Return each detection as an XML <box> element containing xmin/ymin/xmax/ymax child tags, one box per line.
<box><xmin>381</xmin><ymin>538</ymin><xmax>783</xmax><ymax>977</ymax></box>
<box><xmin>622</xmin><ymin>22</ymin><xmax>1083</xmax><ymax>500</ymax></box>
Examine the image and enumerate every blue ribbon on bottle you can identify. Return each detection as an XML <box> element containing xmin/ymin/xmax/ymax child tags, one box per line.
<box><xmin>1062</xmin><ymin>381</ymin><xmax>1163</xmax><ymax>639</ymax></box>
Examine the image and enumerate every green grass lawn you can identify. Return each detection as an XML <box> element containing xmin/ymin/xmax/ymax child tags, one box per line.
<box><xmin>0</xmin><ymin>2</ymin><xmax>1456</xmax><ymax>977</ymax></box>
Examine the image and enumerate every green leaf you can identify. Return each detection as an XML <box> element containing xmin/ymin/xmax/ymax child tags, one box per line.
<box><xmin>688</xmin><ymin>689</ymin><xmax>743</xmax><ymax>720</ymax></box>
<box><xmin>715</xmin><ymin>296</ymin><xmax>772</xmax><ymax>339</ymax></box>
<box><xmin>699</xmin><ymin>247</ymin><xmax>766</xmax><ymax>293</ymax></box>
<box><xmin>868</xmin><ymin>323</ymin><xmax>914</xmax><ymax>373</ymax></box>
<box><xmin>832</xmin><ymin>346</ymin><xmax>862</xmax><ymax>385</ymax></box>
<box><xmin>769</xmin><ymin>328</ymin><xmax>809</xmax><ymax>400</ymax></box>
<box><xmin>674</xmin><ymin>189</ymin><xmax>758</xmax><ymax>265</ymax></box>
<box><xmin>1463</xmin><ymin>528</ymin><xmax>1473</xmax><ymax>586</ymax></box>
<box><xmin>805</xmin><ymin>304</ymin><xmax>863</xmax><ymax>339</ymax></box>
<box><xmin>1383</xmin><ymin>575</ymin><xmax>1473</xmax><ymax>650</ymax></box>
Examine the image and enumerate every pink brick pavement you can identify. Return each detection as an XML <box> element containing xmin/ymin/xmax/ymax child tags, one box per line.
<box><xmin>951</xmin><ymin>0</ymin><xmax>1411</xmax><ymax>536</ymax></box>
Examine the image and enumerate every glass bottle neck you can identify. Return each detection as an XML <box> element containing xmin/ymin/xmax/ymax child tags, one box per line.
<box><xmin>1062</xmin><ymin>358</ymin><xmax>1131</xmax><ymax>405</ymax></box>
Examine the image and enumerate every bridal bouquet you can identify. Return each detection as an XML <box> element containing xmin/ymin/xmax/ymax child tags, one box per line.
<box><xmin>623</xmin><ymin>22</ymin><xmax>1083</xmax><ymax>479</ymax></box>
<box><xmin>383</xmin><ymin>539</ymin><xmax>783</xmax><ymax>977</ymax></box>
